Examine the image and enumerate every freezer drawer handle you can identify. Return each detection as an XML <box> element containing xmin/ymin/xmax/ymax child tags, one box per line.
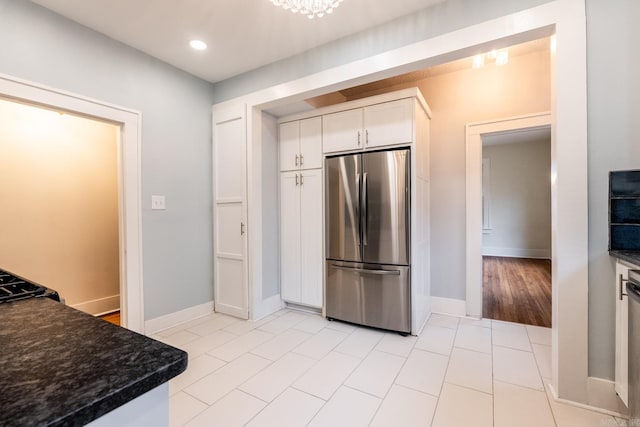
<box><xmin>330</xmin><ymin>264</ymin><xmax>401</xmax><ymax>275</ymax></box>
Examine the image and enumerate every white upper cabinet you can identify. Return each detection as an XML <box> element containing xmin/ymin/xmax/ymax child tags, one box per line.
<box><xmin>322</xmin><ymin>98</ymin><xmax>414</xmax><ymax>153</ymax></box>
<box><xmin>300</xmin><ymin>117</ymin><xmax>322</xmax><ymax>169</ymax></box>
<box><xmin>279</xmin><ymin>117</ymin><xmax>322</xmax><ymax>171</ymax></box>
<box><xmin>364</xmin><ymin>98</ymin><xmax>414</xmax><ymax>149</ymax></box>
<box><xmin>279</xmin><ymin>121</ymin><xmax>300</xmax><ymax>172</ymax></box>
<box><xmin>322</xmin><ymin>108</ymin><xmax>363</xmax><ymax>153</ymax></box>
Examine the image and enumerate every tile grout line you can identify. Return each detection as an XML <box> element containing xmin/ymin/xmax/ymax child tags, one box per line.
<box><xmin>429</xmin><ymin>317</ymin><xmax>461</xmax><ymax>427</ymax></box>
<box><xmin>525</xmin><ymin>326</ymin><xmax>559</xmax><ymax>427</ymax></box>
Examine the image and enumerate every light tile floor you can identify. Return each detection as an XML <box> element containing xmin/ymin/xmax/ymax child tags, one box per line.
<box><xmin>155</xmin><ymin>310</ymin><xmax>625</xmax><ymax>427</ymax></box>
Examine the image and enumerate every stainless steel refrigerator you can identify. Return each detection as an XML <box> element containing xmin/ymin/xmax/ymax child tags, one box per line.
<box><xmin>325</xmin><ymin>148</ymin><xmax>411</xmax><ymax>334</ymax></box>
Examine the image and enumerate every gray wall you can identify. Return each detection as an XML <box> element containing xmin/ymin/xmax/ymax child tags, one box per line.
<box><xmin>211</xmin><ymin>0</ymin><xmax>640</xmax><ymax>381</ymax></box>
<box><xmin>0</xmin><ymin>0</ymin><xmax>216</xmax><ymax>320</ymax></box>
<box><xmin>482</xmin><ymin>139</ymin><xmax>552</xmax><ymax>258</ymax></box>
<box><xmin>585</xmin><ymin>0</ymin><xmax>640</xmax><ymax>379</ymax></box>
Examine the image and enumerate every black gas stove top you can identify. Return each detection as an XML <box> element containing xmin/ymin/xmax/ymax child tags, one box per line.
<box><xmin>0</xmin><ymin>268</ymin><xmax>60</xmax><ymax>303</ymax></box>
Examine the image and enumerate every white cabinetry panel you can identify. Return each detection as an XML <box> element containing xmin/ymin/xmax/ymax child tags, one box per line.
<box><xmin>322</xmin><ymin>99</ymin><xmax>414</xmax><ymax>153</ymax></box>
<box><xmin>212</xmin><ymin>105</ymin><xmax>248</xmax><ymax>319</ymax></box>
<box><xmin>280</xmin><ymin>171</ymin><xmax>302</xmax><ymax>303</ymax></box>
<box><xmin>279</xmin><ymin>121</ymin><xmax>300</xmax><ymax>172</ymax></box>
<box><xmin>364</xmin><ymin>98</ymin><xmax>414</xmax><ymax>149</ymax></box>
<box><xmin>216</xmin><ymin>204</ymin><xmax>243</xmax><ymax>256</ymax></box>
<box><xmin>322</xmin><ymin>108</ymin><xmax>363</xmax><ymax>153</ymax></box>
<box><xmin>280</xmin><ymin>117</ymin><xmax>322</xmax><ymax>171</ymax></box>
<box><xmin>615</xmin><ymin>259</ymin><xmax>634</xmax><ymax>406</ymax></box>
<box><xmin>299</xmin><ymin>169</ymin><xmax>323</xmax><ymax>308</ymax></box>
<box><xmin>280</xmin><ymin>169</ymin><xmax>323</xmax><ymax>308</ymax></box>
<box><xmin>300</xmin><ymin>117</ymin><xmax>322</xmax><ymax>169</ymax></box>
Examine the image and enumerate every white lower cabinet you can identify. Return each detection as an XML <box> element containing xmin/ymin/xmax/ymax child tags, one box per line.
<box><xmin>280</xmin><ymin>169</ymin><xmax>323</xmax><ymax>308</ymax></box>
<box><xmin>616</xmin><ymin>259</ymin><xmax>635</xmax><ymax>406</ymax></box>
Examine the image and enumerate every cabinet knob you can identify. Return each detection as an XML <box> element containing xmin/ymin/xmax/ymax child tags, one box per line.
<box><xmin>240</xmin><ymin>222</ymin><xmax>245</xmax><ymax>236</ymax></box>
<box><xmin>300</xmin><ymin>174</ymin><xmax>304</xmax><ymax>185</ymax></box>
<box><xmin>366</xmin><ymin>130</ymin><xmax>369</xmax><ymax>145</ymax></box>
<box><xmin>295</xmin><ymin>174</ymin><xmax>299</xmax><ymax>186</ymax></box>
<box><xmin>300</xmin><ymin>154</ymin><xmax>304</xmax><ymax>166</ymax></box>
<box><xmin>357</xmin><ymin>131</ymin><xmax>361</xmax><ymax>146</ymax></box>
<box><xmin>295</xmin><ymin>154</ymin><xmax>299</xmax><ymax>166</ymax></box>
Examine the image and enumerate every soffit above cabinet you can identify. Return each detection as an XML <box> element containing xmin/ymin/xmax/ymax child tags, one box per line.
<box><xmin>278</xmin><ymin>87</ymin><xmax>431</xmax><ymax>124</ymax></box>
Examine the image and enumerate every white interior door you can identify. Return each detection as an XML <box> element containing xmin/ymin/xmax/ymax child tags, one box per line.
<box><xmin>213</xmin><ymin>104</ymin><xmax>248</xmax><ymax>319</ymax></box>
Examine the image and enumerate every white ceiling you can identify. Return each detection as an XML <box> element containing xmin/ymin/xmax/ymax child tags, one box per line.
<box><xmin>32</xmin><ymin>0</ymin><xmax>445</xmax><ymax>83</ymax></box>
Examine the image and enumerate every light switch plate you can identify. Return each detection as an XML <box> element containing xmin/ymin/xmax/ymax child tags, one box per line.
<box><xmin>151</xmin><ymin>195</ymin><xmax>166</xmax><ymax>210</ymax></box>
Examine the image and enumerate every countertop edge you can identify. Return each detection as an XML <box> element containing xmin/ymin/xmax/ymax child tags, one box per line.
<box><xmin>52</xmin><ymin>350</ymin><xmax>188</xmax><ymax>427</ymax></box>
<box><xmin>610</xmin><ymin>250</ymin><xmax>640</xmax><ymax>267</ymax></box>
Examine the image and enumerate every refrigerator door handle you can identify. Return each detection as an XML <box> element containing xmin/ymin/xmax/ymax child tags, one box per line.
<box><xmin>355</xmin><ymin>172</ymin><xmax>361</xmax><ymax>246</ymax></box>
<box><xmin>329</xmin><ymin>264</ymin><xmax>400</xmax><ymax>276</ymax></box>
<box><xmin>363</xmin><ymin>172</ymin><xmax>368</xmax><ymax>246</ymax></box>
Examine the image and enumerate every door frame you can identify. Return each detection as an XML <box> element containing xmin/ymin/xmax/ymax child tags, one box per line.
<box><xmin>465</xmin><ymin>112</ymin><xmax>553</xmax><ymax>318</ymax></box>
<box><xmin>0</xmin><ymin>73</ymin><xmax>144</xmax><ymax>333</ymax></box>
<box><xmin>214</xmin><ymin>0</ymin><xmax>588</xmax><ymax>404</ymax></box>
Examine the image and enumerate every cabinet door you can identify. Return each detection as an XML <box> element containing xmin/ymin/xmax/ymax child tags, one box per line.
<box><xmin>279</xmin><ymin>121</ymin><xmax>300</xmax><ymax>172</ymax></box>
<box><xmin>364</xmin><ymin>98</ymin><xmax>414</xmax><ymax>149</ymax></box>
<box><xmin>280</xmin><ymin>172</ymin><xmax>301</xmax><ymax>303</ymax></box>
<box><xmin>322</xmin><ymin>108</ymin><xmax>363</xmax><ymax>153</ymax></box>
<box><xmin>213</xmin><ymin>105</ymin><xmax>248</xmax><ymax>319</ymax></box>
<box><xmin>300</xmin><ymin>117</ymin><xmax>322</xmax><ymax>169</ymax></box>
<box><xmin>615</xmin><ymin>260</ymin><xmax>630</xmax><ymax>406</ymax></box>
<box><xmin>299</xmin><ymin>169</ymin><xmax>323</xmax><ymax>308</ymax></box>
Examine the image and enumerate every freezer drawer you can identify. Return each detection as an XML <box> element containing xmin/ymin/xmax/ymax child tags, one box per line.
<box><xmin>325</xmin><ymin>261</ymin><xmax>411</xmax><ymax>334</ymax></box>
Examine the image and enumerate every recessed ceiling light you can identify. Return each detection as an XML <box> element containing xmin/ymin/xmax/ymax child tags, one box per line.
<box><xmin>189</xmin><ymin>40</ymin><xmax>207</xmax><ymax>51</ymax></box>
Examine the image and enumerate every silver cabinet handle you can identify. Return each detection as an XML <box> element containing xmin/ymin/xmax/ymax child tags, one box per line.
<box><xmin>295</xmin><ymin>154</ymin><xmax>299</xmax><ymax>167</ymax></box>
<box><xmin>300</xmin><ymin>173</ymin><xmax>304</xmax><ymax>185</ymax></box>
<box><xmin>357</xmin><ymin>131</ymin><xmax>361</xmax><ymax>146</ymax></box>
<box><xmin>300</xmin><ymin>154</ymin><xmax>304</xmax><ymax>166</ymax></box>
<box><xmin>240</xmin><ymin>222</ymin><xmax>245</xmax><ymax>235</ymax></box>
<box><xmin>295</xmin><ymin>174</ymin><xmax>299</xmax><ymax>186</ymax></box>
<box><xmin>330</xmin><ymin>264</ymin><xmax>400</xmax><ymax>276</ymax></box>
<box><xmin>620</xmin><ymin>274</ymin><xmax>628</xmax><ymax>300</ymax></box>
<box><xmin>366</xmin><ymin>129</ymin><xmax>369</xmax><ymax>145</ymax></box>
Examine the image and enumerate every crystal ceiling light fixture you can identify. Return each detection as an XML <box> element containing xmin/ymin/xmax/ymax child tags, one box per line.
<box><xmin>270</xmin><ymin>0</ymin><xmax>345</xmax><ymax>19</ymax></box>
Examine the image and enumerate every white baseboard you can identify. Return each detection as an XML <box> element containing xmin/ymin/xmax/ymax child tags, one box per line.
<box><xmin>145</xmin><ymin>300</ymin><xmax>214</xmax><ymax>335</ymax></box>
<box><xmin>482</xmin><ymin>247</ymin><xmax>551</xmax><ymax>259</ymax></box>
<box><xmin>71</xmin><ymin>294</ymin><xmax>119</xmax><ymax>316</ymax></box>
<box><xmin>586</xmin><ymin>377</ymin><xmax>628</xmax><ymax>417</ymax></box>
<box><xmin>251</xmin><ymin>294</ymin><xmax>285</xmax><ymax>321</ymax></box>
<box><xmin>430</xmin><ymin>296</ymin><xmax>467</xmax><ymax>317</ymax></box>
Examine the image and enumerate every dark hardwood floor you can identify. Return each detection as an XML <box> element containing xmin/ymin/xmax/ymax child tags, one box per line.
<box><xmin>99</xmin><ymin>311</ymin><xmax>120</xmax><ymax>326</ymax></box>
<box><xmin>483</xmin><ymin>256</ymin><xmax>551</xmax><ymax>327</ymax></box>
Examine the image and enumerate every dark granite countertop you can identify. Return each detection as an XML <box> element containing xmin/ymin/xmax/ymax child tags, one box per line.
<box><xmin>0</xmin><ymin>297</ymin><xmax>187</xmax><ymax>427</ymax></box>
<box><xmin>610</xmin><ymin>250</ymin><xmax>640</xmax><ymax>267</ymax></box>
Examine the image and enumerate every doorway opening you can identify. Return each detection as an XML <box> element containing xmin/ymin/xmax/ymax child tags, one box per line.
<box><xmin>0</xmin><ymin>74</ymin><xmax>144</xmax><ymax>332</ymax></box>
<box><xmin>480</xmin><ymin>127</ymin><xmax>552</xmax><ymax>327</ymax></box>
<box><xmin>0</xmin><ymin>97</ymin><xmax>121</xmax><ymax>322</ymax></box>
